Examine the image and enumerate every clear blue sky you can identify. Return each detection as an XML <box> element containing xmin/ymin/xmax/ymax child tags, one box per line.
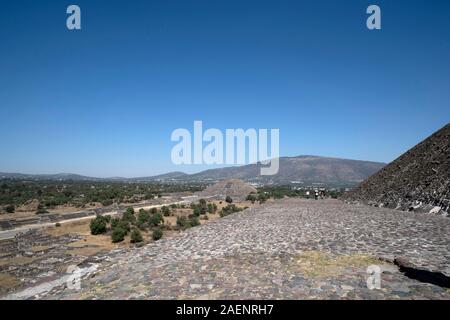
<box><xmin>0</xmin><ymin>0</ymin><xmax>449</xmax><ymax>177</ymax></box>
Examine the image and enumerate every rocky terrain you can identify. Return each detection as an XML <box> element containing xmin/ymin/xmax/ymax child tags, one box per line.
<box><xmin>3</xmin><ymin>199</ymin><xmax>449</xmax><ymax>300</ymax></box>
<box><xmin>343</xmin><ymin>123</ymin><xmax>450</xmax><ymax>216</ymax></box>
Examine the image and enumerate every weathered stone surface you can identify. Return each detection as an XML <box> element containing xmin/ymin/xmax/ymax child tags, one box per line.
<box><xmin>3</xmin><ymin>199</ymin><xmax>450</xmax><ymax>300</ymax></box>
<box><xmin>343</xmin><ymin>123</ymin><xmax>450</xmax><ymax>215</ymax></box>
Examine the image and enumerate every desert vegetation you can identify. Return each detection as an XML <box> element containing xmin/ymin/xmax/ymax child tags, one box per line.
<box><xmin>86</xmin><ymin>196</ymin><xmax>249</xmax><ymax>244</ymax></box>
<box><xmin>0</xmin><ymin>180</ymin><xmax>205</xmax><ymax>215</ymax></box>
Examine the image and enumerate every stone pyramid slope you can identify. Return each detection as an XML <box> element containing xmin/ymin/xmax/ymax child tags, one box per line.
<box><xmin>343</xmin><ymin>123</ymin><xmax>450</xmax><ymax>215</ymax></box>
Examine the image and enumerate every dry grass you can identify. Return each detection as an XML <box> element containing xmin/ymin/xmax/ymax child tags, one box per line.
<box><xmin>31</xmin><ymin>245</ymin><xmax>53</xmax><ymax>252</ymax></box>
<box><xmin>0</xmin><ymin>256</ymin><xmax>35</xmax><ymax>267</ymax></box>
<box><xmin>45</xmin><ymin>219</ymin><xmax>92</xmax><ymax>237</ymax></box>
<box><xmin>289</xmin><ymin>251</ymin><xmax>381</xmax><ymax>278</ymax></box>
<box><xmin>0</xmin><ymin>273</ymin><xmax>20</xmax><ymax>292</ymax></box>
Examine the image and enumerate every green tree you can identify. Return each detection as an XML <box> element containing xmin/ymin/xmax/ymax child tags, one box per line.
<box><xmin>119</xmin><ymin>219</ymin><xmax>131</xmax><ymax>232</ymax></box>
<box><xmin>246</xmin><ymin>194</ymin><xmax>256</xmax><ymax>203</ymax></box>
<box><xmin>122</xmin><ymin>207</ymin><xmax>136</xmax><ymax>223</ymax></box>
<box><xmin>152</xmin><ymin>228</ymin><xmax>163</xmax><ymax>241</ymax></box>
<box><xmin>111</xmin><ymin>227</ymin><xmax>127</xmax><ymax>243</ymax></box>
<box><xmin>137</xmin><ymin>209</ymin><xmax>150</xmax><ymax>225</ymax></box>
<box><xmin>150</xmin><ymin>212</ymin><xmax>164</xmax><ymax>226</ymax></box>
<box><xmin>90</xmin><ymin>216</ymin><xmax>107</xmax><ymax>235</ymax></box>
<box><xmin>111</xmin><ymin>217</ymin><xmax>120</xmax><ymax>229</ymax></box>
<box><xmin>193</xmin><ymin>207</ymin><xmax>201</xmax><ymax>217</ymax></box>
<box><xmin>189</xmin><ymin>216</ymin><xmax>200</xmax><ymax>227</ymax></box>
<box><xmin>161</xmin><ymin>206</ymin><xmax>171</xmax><ymax>216</ymax></box>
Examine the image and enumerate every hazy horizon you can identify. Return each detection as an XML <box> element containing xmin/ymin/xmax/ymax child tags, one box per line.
<box><xmin>0</xmin><ymin>153</ymin><xmax>390</xmax><ymax>178</ymax></box>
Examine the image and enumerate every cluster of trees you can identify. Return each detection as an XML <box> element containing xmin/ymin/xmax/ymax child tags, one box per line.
<box><xmin>88</xmin><ymin>197</ymin><xmax>250</xmax><ymax>244</ymax></box>
<box><xmin>0</xmin><ymin>180</ymin><xmax>206</xmax><ymax>213</ymax></box>
<box><xmin>220</xmin><ymin>204</ymin><xmax>245</xmax><ymax>217</ymax></box>
<box><xmin>246</xmin><ymin>192</ymin><xmax>269</xmax><ymax>204</ymax></box>
<box><xmin>89</xmin><ymin>206</ymin><xmax>166</xmax><ymax>243</ymax></box>
<box><xmin>176</xmin><ymin>215</ymin><xmax>201</xmax><ymax>230</ymax></box>
<box><xmin>190</xmin><ymin>199</ymin><xmax>218</xmax><ymax>216</ymax></box>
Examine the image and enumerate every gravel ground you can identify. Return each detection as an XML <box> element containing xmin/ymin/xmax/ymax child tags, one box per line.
<box><xmin>4</xmin><ymin>199</ymin><xmax>450</xmax><ymax>300</ymax></box>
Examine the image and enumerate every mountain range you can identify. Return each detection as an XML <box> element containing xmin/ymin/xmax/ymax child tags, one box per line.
<box><xmin>0</xmin><ymin>155</ymin><xmax>386</xmax><ymax>187</ymax></box>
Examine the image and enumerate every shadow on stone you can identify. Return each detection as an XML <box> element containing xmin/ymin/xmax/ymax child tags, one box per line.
<box><xmin>394</xmin><ymin>258</ymin><xmax>450</xmax><ymax>289</ymax></box>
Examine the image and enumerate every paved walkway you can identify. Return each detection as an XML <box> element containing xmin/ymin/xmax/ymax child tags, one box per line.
<box><xmin>7</xmin><ymin>199</ymin><xmax>450</xmax><ymax>299</ymax></box>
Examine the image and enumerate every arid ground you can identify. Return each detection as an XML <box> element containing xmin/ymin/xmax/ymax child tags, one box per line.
<box><xmin>2</xmin><ymin>199</ymin><xmax>449</xmax><ymax>300</ymax></box>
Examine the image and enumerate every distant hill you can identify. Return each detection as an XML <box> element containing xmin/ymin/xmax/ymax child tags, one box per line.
<box><xmin>343</xmin><ymin>123</ymin><xmax>450</xmax><ymax>215</ymax></box>
<box><xmin>186</xmin><ymin>156</ymin><xmax>385</xmax><ymax>186</ymax></box>
<box><xmin>0</xmin><ymin>172</ymin><xmax>101</xmax><ymax>181</ymax></box>
<box><xmin>130</xmin><ymin>172</ymin><xmax>188</xmax><ymax>182</ymax></box>
<box><xmin>0</xmin><ymin>155</ymin><xmax>385</xmax><ymax>187</ymax></box>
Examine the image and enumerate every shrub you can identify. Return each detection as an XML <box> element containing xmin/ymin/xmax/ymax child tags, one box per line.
<box><xmin>152</xmin><ymin>228</ymin><xmax>163</xmax><ymax>241</ymax></box>
<box><xmin>176</xmin><ymin>216</ymin><xmax>189</xmax><ymax>229</ymax></box>
<box><xmin>117</xmin><ymin>220</ymin><xmax>131</xmax><ymax>233</ymax></box>
<box><xmin>122</xmin><ymin>207</ymin><xmax>136</xmax><ymax>223</ymax></box>
<box><xmin>149</xmin><ymin>212</ymin><xmax>164</xmax><ymax>226</ymax></box>
<box><xmin>5</xmin><ymin>205</ymin><xmax>15</xmax><ymax>213</ymax></box>
<box><xmin>246</xmin><ymin>194</ymin><xmax>256</xmax><ymax>203</ymax></box>
<box><xmin>111</xmin><ymin>217</ymin><xmax>120</xmax><ymax>229</ymax></box>
<box><xmin>199</xmin><ymin>199</ymin><xmax>207</xmax><ymax>206</ymax></box>
<box><xmin>220</xmin><ymin>204</ymin><xmax>243</xmax><ymax>217</ymax></box>
<box><xmin>55</xmin><ymin>222</ymin><xmax>61</xmax><ymax>227</ymax></box>
<box><xmin>137</xmin><ymin>209</ymin><xmax>150</xmax><ymax>225</ymax></box>
<box><xmin>189</xmin><ymin>216</ymin><xmax>200</xmax><ymax>227</ymax></box>
<box><xmin>111</xmin><ymin>227</ymin><xmax>127</xmax><ymax>243</ymax></box>
<box><xmin>161</xmin><ymin>206</ymin><xmax>171</xmax><ymax>217</ymax></box>
<box><xmin>193</xmin><ymin>207</ymin><xmax>201</xmax><ymax>217</ymax></box>
<box><xmin>225</xmin><ymin>196</ymin><xmax>233</xmax><ymax>204</ymax></box>
<box><xmin>90</xmin><ymin>216</ymin><xmax>107</xmax><ymax>235</ymax></box>
<box><xmin>130</xmin><ymin>228</ymin><xmax>143</xmax><ymax>243</ymax></box>
<box><xmin>150</xmin><ymin>207</ymin><xmax>158</xmax><ymax>214</ymax></box>
<box><xmin>207</xmin><ymin>203</ymin><xmax>214</xmax><ymax>213</ymax></box>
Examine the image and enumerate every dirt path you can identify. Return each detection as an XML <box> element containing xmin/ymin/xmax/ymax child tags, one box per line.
<box><xmin>0</xmin><ymin>198</ymin><xmax>201</xmax><ymax>241</ymax></box>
